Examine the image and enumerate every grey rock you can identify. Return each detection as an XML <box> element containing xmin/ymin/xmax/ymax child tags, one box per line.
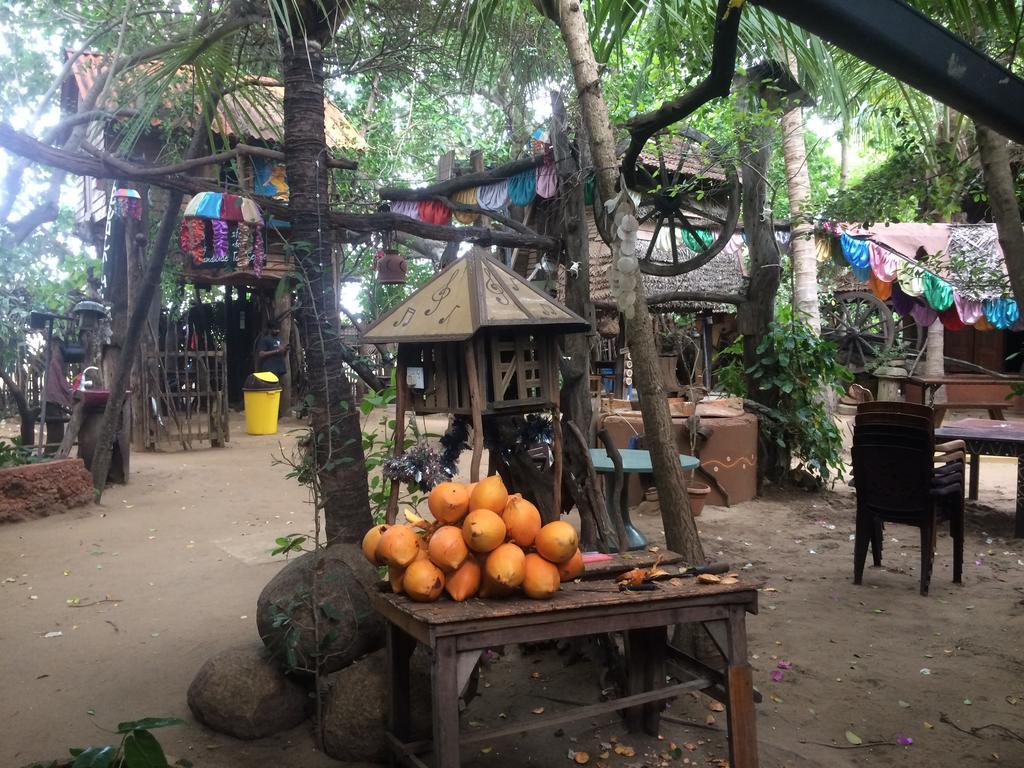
<box><xmin>187</xmin><ymin>643</ymin><xmax>310</xmax><ymax>740</ymax></box>
<box><xmin>257</xmin><ymin>544</ymin><xmax>385</xmax><ymax>675</ymax></box>
<box><xmin>321</xmin><ymin>648</ymin><xmax>432</xmax><ymax>763</ymax></box>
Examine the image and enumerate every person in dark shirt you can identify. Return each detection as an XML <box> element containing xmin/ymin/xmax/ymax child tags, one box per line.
<box><xmin>256</xmin><ymin>322</ymin><xmax>289</xmax><ymax>379</ymax></box>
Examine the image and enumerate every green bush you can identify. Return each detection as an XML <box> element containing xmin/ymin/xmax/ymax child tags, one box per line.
<box><xmin>717</xmin><ymin>307</ymin><xmax>852</xmax><ymax>486</ymax></box>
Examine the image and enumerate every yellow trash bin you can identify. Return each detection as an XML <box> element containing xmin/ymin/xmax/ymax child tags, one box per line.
<box><xmin>243</xmin><ymin>371</ymin><xmax>281</xmax><ymax>435</ymax></box>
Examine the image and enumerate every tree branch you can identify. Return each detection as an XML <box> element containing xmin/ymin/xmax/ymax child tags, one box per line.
<box><xmin>621</xmin><ymin>0</ymin><xmax>742</xmax><ymax>189</ymax></box>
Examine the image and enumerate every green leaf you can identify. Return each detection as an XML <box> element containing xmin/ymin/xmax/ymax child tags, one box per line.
<box><xmin>122</xmin><ymin>729</ymin><xmax>170</xmax><ymax>768</ymax></box>
<box><xmin>116</xmin><ymin>717</ymin><xmax>184</xmax><ymax>733</ymax></box>
<box><xmin>71</xmin><ymin>746</ymin><xmax>116</xmax><ymax>768</ymax></box>
<box><xmin>845</xmin><ymin>730</ymin><xmax>862</xmax><ymax>745</ymax></box>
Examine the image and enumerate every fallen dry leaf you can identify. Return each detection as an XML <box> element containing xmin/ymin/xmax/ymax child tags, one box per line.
<box><xmin>697</xmin><ymin>573</ymin><xmax>722</xmax><ymax>584</ymax></box>
<box><xmin>573</xmin><ymin>751</ymin><xmax>590</xmax><ymax>764</ymax></box>
<box><xmin>616</xmin><ymin>568</ymin><xmax>646</xmax><ymax>586</ymax></box>
<box><xmin>531</xmin><ymin>707</ymin><xmax>545</xmax><ymax>715</ymax></box>
<box><xmin>706</xmin><ymin>714</ymin><xmax>717</xmax><ymax>726</ymax></box>
<box><xmin>613</xmin><ymin>744</ymin><xmax>635</xmax><ymax>757</ymax></box>
<box><xmin>683</xmin><ymin>741</ymin><xmax>698</xmax><ymax>751</ymax></box>
<box><xmin>708</xmin><ymin>701</ymin><xmax>726</xmax><ymax>712</ymax></box>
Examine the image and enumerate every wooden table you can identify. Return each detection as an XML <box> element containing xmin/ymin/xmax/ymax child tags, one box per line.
<box><xmin>906</xmin><ymin>375</ymin><xmax>1023</xmax><ymax>425</ymax></box>
<box><xmin>589</xmin><ymin>448</ymin><xmax>700</xmax><ymax>550</ymax></box>
<box><xmin>372</xmin><ymin>554</ymin><xmax>759</xmax><ymax>768</ymax></box>
<box><xmin>935</xmin><ymin>418</ymin><xmax>1024</xmax><ymax>537</ymax></box>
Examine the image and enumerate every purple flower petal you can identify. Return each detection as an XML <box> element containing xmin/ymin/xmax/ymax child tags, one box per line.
<box><xmin>777</xmin><ymin>660</ymin><xmax>793</xmax><ymax>670</ymax></box>
<box><xmin>897</xmin><ymin>735</ymin><xmax>913</xmax><ymax>746</ymax></box>
<box><xmin>771</xmin><ymin>669</ymin><xmax>785</xmax><ymax>682</ymax></box>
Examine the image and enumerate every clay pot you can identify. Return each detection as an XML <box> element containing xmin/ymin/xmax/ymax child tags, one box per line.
<box><xmin>687</xmin><ymin>482</ymin><xmax>711</xmax><ymax>517</ymax></box>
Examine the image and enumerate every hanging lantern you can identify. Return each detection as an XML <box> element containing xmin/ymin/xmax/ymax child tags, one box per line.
<box><xmin>111</xmin><ymin>188</ymin><xmax>142</xmax><ymax>220</ymax></box>
<box><xmin>72</xmin><ymin>300</ymin><xmax>107</xmax><ymax>331</ymax></box>
<box><xmin>179</xmin><ymin>191</ymin><xmax>265</xmax><ymax>275</ymax></box>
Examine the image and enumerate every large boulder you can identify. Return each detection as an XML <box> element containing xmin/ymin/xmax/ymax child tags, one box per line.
<box><xmin>257</xmin><ymin>544</ymin><xmax>385</xmax><ymax>675</ymax></box>
<box><xmin>321</xmin><ymin>648</ymin><xmax>432</xmax><ymax>763</ymax></box>
<box><xmin>187</xmin><ymin>643</ymin><xmax>310</xmax><ymax>739</ymax></box>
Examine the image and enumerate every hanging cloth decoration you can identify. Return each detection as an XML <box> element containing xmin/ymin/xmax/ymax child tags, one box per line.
<box><xmin>982</xmin><ymin>298</ymin><xmax>1020</xmax><ymax>329</ymax></box>
<box><xmin>953</xmin><ymin>290</ymin><xmax>984</xmax><ymax>325</ymax></box>
<box><xmin>895</xmin><ymin>259</ymin><xmax>925</xmax><ymax>296</ymax></box>
<box><xmin>179</xmin><ymin>191</ymin><xmax>264</xmax><ymax>273</ymax></box>
<box><xmin>508</xmin><ymin>167</ymin><xmax>537</xmax><ymax>206</ymax></box>
<box><xmin>839</xmin><ymin>232</ymin><xmax>871</xmax><ymax>269</ymax></box>
<box><xmin>850</xmin><ymin>263</ymin><xmax>873</xmax><ymax>283</ymax></box>
<box><xmin>680</xmin><ymin>228</ymin><xmax>714</xmax><ymax>252</ymax></box>
<box><xmin>418</xmin><ymin>199</ymin><xmax>451</xmax><ymax>226</ymax></box>
<box><xmin>868</xmin><ymin>243</ymin><xmax>898</xmax><ymax>282</ymax></box>
<box><xmin>814</xmin><ymin>236</ymin><xmax>832</xmax><ymax>264</ymax></box>
<box><xmin>535</xmin><ymin>155</ymin><xmax>558</xmax><ymax>199</ymax></box>
<box><xmin>939</xmin><ymin>306</ymin><xmax>966</xmax><ymax>331</ymax></box>
<box><xmin>391</xmin><ymin>200</ymin><xmax>421</xmax><ymax>220</ymax></box>
<box><xmin>452</xmin><ymin>188</ymin><xmax>479</xmax><ymax>225</ymax></box>
<box><xmin>911</xmin><ymin>302</ymin><xmax>938</xmax><ymax>327</ymax></box>
<box><xmin>922</xmin><ymin>272</ymin><xmax>954</xmax><ymax>311</ymax></box>
<box><xmin>975</xmin><ymin>315</ymin><xmax>995</xmax><ymax>331</ymax></box>
<box><xmin>477</xmin><ymin>180</ymin><xmax>509</xmax><ymax>210</ymax></box>
<box><xmin>868</xmin><ymin>272</ymin><xmax>892</xmax><ymax>301</ymax></box>
<box><xmin>111</xmin><ymin>188</ymin><xmax>142</xmax><ymax>221</ymax></box>
<box><xmin>890</xmin><ymin>282</ymin><xmax>916</xmax><ymax>317</ymax></box>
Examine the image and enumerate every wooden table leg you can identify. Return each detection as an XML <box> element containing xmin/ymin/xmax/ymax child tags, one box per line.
<box><xmin>624</xmin><ymin>627</ymin><xmax>666</xmax><ymax>735</ymax></box>
<box><xmin>725</xmin><ymin>610</ymin><xmax>759</xmax><ymax>768</ymax></box>
<box><xmin>387</xmin><ymin>623</ymin><xmax>414</xmax><ymax>766</ymax></box>
<box><xmin>432</xmin><ymin>636</ymin><xmax>461</xmax><ymax>768</ymax></box>
<box><xmin>1016</xmin><ymin>456</ymin><xmax>1024</xmax><ymax>539</ymax></box>
<box><xmin>969</xmin><ymin>452</ymin><xmax>980</xmax><ymax>501</ymax></box>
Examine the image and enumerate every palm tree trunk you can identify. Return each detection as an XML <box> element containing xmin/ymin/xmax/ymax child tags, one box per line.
<box><xmin>282</xmin><ymin>37</ymin><xmax>372</xmax><ymax>545</ymax></box>
<box><xmin>551</xmin><ymin>0</ymin><xmax>703</xmax><ymax>564</ymax></box>
<box><xmin>781</xmin><ymin>55</ymin><xmax>820</xmax><ymax>333</ymax></box>
<box><xmin>975</xmin><ymin>123</ymin><xmax>1024</xmax><ymax>311</ymax></box>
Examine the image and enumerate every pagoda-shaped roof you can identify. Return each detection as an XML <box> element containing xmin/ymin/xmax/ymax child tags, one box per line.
<box><xmin>361</xmin><ymin>252</ymin><xmax>590</xmax><ymax>343</ymax></box>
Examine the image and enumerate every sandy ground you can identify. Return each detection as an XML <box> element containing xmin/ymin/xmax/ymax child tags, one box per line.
<box><xmin>2</xmin><ymin>410</ymin><xmax>1024</xmax><ymax>767</ymax></box>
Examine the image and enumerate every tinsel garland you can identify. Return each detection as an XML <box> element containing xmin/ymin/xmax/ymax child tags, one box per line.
<box><xmin>484</xmin><ymin>414</ymin><xmax>553</xmax><ymax>460</ymax></box>
<box><xmin>382</xmin><ymin>417</ymin><xmax>471</xmax><ymax>492</ymax></box>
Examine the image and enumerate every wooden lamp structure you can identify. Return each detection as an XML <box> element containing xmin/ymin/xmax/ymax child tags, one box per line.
<box><xmin>361</xmin><ymin>251</ymin><xmax>590</xmax><ymax>523</ymax></box>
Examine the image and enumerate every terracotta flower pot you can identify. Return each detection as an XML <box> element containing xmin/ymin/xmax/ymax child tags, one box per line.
<box><xmin>687</xmin><ymin>482</ymin><xmax>711</xmax><ymax>517</ymax></box>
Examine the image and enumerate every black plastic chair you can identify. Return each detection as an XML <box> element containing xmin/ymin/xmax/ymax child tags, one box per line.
<box><xmin>851</xmin><ymin>427</ymin><xmax>964</xmax><ymax>595</ymax></box>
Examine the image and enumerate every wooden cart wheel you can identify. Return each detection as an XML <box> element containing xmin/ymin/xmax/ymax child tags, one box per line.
<box><xmin>821</xmin><ymin>291</ymin><xmax>896</xmax><ymax>373</ymax></box>
<box><xmin>594</xmin><ymin>127</ymin><xmax>740</xmax><ymax>277</ymax></box>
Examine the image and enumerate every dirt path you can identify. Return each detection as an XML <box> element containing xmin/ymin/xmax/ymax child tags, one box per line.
<box><xmin>2</xmin><ymin>412</ymin><xmax>1024</xmax><ymax>767</ymax></box>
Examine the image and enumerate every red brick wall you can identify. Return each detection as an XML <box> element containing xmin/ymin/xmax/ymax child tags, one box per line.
<box><xmin>0</xmin><ymin>459</ymin><xmax>94</xmax><ymax>523</ymax></box>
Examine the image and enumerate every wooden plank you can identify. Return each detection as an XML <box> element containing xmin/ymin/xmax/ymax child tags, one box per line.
<box><xmin>726</xmin><ymin>664</ymin><xmax>759</xmax><ymax>768</ymax></box>
<box><xmin>454</xmin><ymin>603</ymin><xmax>734</xmax><ymax>652</ymax></box>
<box><xmin>431</xmin><ymin>636</ymin><xmax>460</xmax><ymax>768</ymax></box>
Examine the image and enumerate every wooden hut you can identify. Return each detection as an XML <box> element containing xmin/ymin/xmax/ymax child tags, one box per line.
<box><xmin>361</xmin><ymin>252</ymin><xmax>589</xmax><ymax>521</ymax></box>
<box><xmin>61</xmin><ymin>51</ymin><xmax>365</xmax><ymax>449</ymax></box>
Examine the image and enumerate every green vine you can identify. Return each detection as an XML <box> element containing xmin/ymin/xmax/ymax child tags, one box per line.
<box><xmin>717</xmin><ymin>306</ymin><xmax>852</xmax><ymax>486</ymax></box>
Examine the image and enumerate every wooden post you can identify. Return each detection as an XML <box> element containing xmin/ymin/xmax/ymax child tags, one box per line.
<box><xmin>551</xmin><ymin>408</ymin><xmax>563</xmax><ymax>518</ymax></box>
<box><xmin>274</xmin><ymin>287</ymin><xmax>293</xmax><ymax>414</ymax></box>
<box><xmin>385</xmin><ymin>357</ymin><xmax>408</xmax><ymax>524</ymax></box>
<box><xmin>465</xmin><ymin>339</ymin><xmax>484</xmax><ymax>482</ymax></box>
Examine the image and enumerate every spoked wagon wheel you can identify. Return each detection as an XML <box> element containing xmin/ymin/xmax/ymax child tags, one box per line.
<box><xmin>594</xmin><ymin>127</ymin><xmax>740</xmax><ymax>277</ymax></box>
<box><xmin>821</xmin><ymin>291</ymin><xmax>896</xmax><ymax>373</ymax></box>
